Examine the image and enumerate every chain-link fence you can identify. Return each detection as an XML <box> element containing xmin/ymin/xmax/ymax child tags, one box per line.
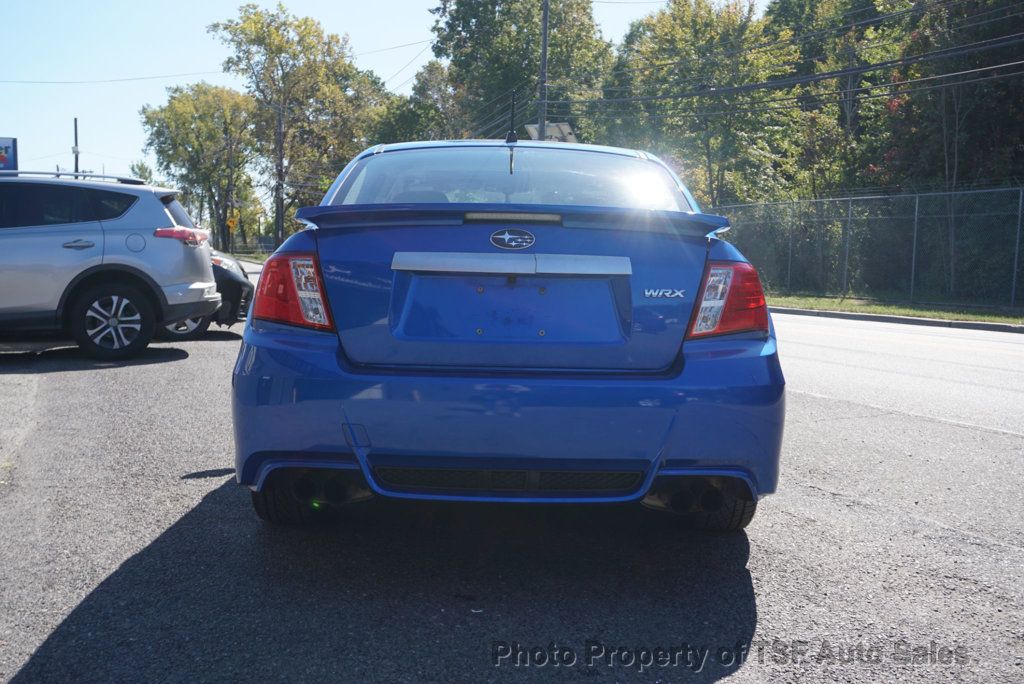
<box><xmin>715</xmin><ymin>187</ymin><xmax>1024</xmax><ymax>307</ymax></box>
<box><xmin>228</xmin><ymin>234</ymin><xmax>276</xmax><ymax>256</ymax></box>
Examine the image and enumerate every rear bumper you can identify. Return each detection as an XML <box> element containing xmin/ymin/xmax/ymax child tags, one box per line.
<box><xmin>212</xmin><ymin>268</ymin><xmax>254</xmax><ymax>325</ymax></box>
<box><xmin>160</xmin><ymin>281</ymin><xmax>221</xmax><ymax>325</ymax></box>
<box><xmin>163</xmin><ymin>299</ymin><xmax>221</xmax><ymax>325</ymax></box>
<box><xmin>232</xmin><ymin>321</ymin><xmax>785</xmax><ymax>502</ymax></box>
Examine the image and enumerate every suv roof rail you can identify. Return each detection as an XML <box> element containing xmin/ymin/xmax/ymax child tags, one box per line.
<box><xmin>0</xmin><ymin>170</ymin><xmax>147</xmax><ymax>185</ymax></box>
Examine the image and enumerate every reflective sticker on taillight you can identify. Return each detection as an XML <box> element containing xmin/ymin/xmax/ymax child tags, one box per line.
<box><xmin>253</xmin><ymin>253</ymin><xmax>333</xmax><ymax>331</ymax></box>
<box><xmin>688</xmin><ymin>261</ymin><xmax>769</xmax><ymax>338</ymax></box>
<box><xmin>692</xmin><ymin>266</ymin><xmax>733</xmax><ymax>335</ymax></box>
<box><xmin>288</xmin><ymin>257</ymin><xmax>330</xmax><ymax>327</ymax></box>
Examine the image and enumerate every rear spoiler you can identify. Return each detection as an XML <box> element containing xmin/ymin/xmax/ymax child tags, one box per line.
<box><xmin>294</xmin><ymin>203</ymin><xmax>730</xmax><ymax>239</ymax></box>
<box><xmin>155</xmin><ymin>189</ymin><xmax>181</xmax><ymax>203</ymax></box>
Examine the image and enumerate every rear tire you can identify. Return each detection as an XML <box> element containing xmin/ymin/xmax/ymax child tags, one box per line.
<box><xmin>157</xmin><ymin>315</ymin><xmax>211</xmax><ymax>341</ymax></box>
<box><xmin>686</xmin><ymin>497</ymin><xmax>757</xmax><ymax>532</ymax></box>
<box><xmin>250</xmin><ymin>474</ymin><xmax>323</xmax><ymax>526</ymax></box>
<box><xmin>68</xmin><ymin>284</ymin><xmax>156</xmax><ymax>360</ymax></box>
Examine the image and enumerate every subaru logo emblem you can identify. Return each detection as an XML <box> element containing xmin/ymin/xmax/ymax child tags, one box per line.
<box><xmin>490</xmin><ymin>228</ymin><xmax>535</xmax><ymax>250</ymax></box>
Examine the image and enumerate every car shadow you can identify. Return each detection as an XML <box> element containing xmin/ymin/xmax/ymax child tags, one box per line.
<box><xmin>12</xmin><ymin>483</ymin><xmax>757</xmax><ymax>682</ymax></box>
<box><xmin>149</xmin><ymin>329</ymin><xmax>242</xmax><ymax>344</ymax></box>
<box><xmin>180</xmin><ymin>467</ymin><xmax>236</xmax><ymax>480</ymax></box>
<box><xmin>0</xmin><ymin>345</ymin><xmax>189</xmax><ymax>374</ymax></box>
<box><xmin>202</xmin><ymin>329</ymin><xmax>243</xmax><ymax>342</ymax></box>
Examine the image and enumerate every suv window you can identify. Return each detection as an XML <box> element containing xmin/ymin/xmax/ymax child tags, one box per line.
<box><xmin>0</xmin><ymin>185</ymin><xmax>16</xmax><ymax>228</ymax></box>
<box><xmin>0</xmin><ymin>183</ymin><xmax>97</xmax><ymax>228</ymax></box>
<box><xmin>89</xmin><ymin>188</ymin><xmax>137</xmax><ymax>220</ymax></box>
<box><xmin>161</xmin><ymin>196</ymin><xmax>195</xmax><ymax>228</ymax></box>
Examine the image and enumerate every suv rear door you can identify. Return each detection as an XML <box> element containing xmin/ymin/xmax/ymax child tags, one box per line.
<box><xmin>0</xmin><ymin>182</ymin><xmax>105</xmax><ymax>325</ymax></box>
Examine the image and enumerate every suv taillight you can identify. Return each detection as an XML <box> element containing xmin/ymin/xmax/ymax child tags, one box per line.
<box><xmin>687</xmin><ymin>261</ymin><xmax>768</xmax><ymax>338</ymax></box>
<box><xmin>153</xmin><ymin>227</ymin><xmax>208</xmax><ymax>246</ymax></box>
<box><xmin>252</xmin><ymin>253</ymin><xmax>334</xmax><ymax>331</ymax></box>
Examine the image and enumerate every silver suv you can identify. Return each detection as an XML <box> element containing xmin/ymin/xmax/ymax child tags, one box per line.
<box><xmin>0</xmin><ymin>171</ymin><xmax>221</xmax><ymax>359</ymax></box>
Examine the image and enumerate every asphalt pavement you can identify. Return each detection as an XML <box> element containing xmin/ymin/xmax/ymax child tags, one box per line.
<box><xmin>0</xmin><ymin>314</ymin><xmax>1021</xmax><ymax>682</ymax></box>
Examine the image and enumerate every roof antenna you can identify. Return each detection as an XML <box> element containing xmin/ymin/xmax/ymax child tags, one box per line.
<box><xmin>505</xmin><ymin>93</ymin><xmax>518</xmax><ymax>144</ymax></box>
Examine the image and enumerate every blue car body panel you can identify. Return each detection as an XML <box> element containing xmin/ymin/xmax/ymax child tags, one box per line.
<box><xmin>232</xmin><ymin>318</ymin><xmax>784</xmax><ymax>501</ymax></box>
<box><xmin>232</xmin><ymin>141</ymin><xmax>785</xmax><ymax>504</ymax></box>
<box><xmin>232</xmin><ymin>317</ymin><xmax>782</xmax><ymax>501</ymax></box>
<box><xmin>309</xmin><ymin>204</ymin><xmax>721</xmax><ymax>373</ymax></box>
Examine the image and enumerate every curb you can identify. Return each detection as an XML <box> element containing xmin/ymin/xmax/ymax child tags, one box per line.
<box><xmin>237</xmin><ymin>260</ymin><xmax>263</xmax><ymax>280</ymax></box>
<box><xmin>769</xmin><ymin>306</ymin><xmax>1024</xmax><ymax>334</ymax></box>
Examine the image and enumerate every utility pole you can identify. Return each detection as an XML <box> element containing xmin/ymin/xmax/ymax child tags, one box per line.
<box><xmin>73</xmin><ymin>118</ymin><xmax>79</xmax><ymax>174</ymax></box>
<box><xmin>273</xmin><ymin>104</ymin><xmax>285</xmax><ymax>247</ymax></box>
<box><xmin>538</xmin><ymin>0</ymin><xmax>549</xmax><ymax>142</ymax></box>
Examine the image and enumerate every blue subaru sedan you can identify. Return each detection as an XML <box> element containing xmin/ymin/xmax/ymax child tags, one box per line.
<box><xmin>232</xmin><ymin>140</ymin><xmax>785</xmax><ymax>531</ymax></box>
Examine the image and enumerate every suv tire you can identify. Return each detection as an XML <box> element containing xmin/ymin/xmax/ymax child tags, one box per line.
<box><xmin>158</xmin><ymin>315</ymin><xmax>211</xmax><ymax>341</ymax></box>
<box><xmin>69</xmin><ymin>283</ymin><xmax>156</xmax><ymax>360</ymax></box>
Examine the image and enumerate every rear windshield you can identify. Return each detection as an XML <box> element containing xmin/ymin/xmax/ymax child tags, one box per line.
<box><xmin>161</xmin><ymin>196</ymin><xmax>195</xmax><ymax>228</ymax></box>
<box><xmin>330</xmin><ymin>147</ymin><xmax>692</xmax><ymax>212</ymax></box>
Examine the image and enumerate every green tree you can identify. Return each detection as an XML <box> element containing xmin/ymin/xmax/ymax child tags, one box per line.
<box><xmin>431</xmin><ymin>0</ymin><xmax>612</xmax><ymax>139</ymax></box>
<box><xmin>373</xmin><ymin>60</ymin><xmax>468</xmax><ymax>142</ymax></box>
<box><xmin>606</xmin><ymin>0</ymin><xmax>801</xmax><ymax>206</ymax></box>
<box><xmin>140</xmin><ymin>83</ymin><xmax>256</xmax><ymax>250</ymax></box>
<box><xmin>210</xmin><ymin>3</ymin><xmax>388</xmax><ymax>243</ymax></box>
<box><xmin>880</xmin><ymin>0</ymin><xmax>1024</xmax><ymax>295</ymax></box>
<box><xmin>128</xmin><ymin>160</ymin><xmax>156</xmax><ymax>185</ymax></box>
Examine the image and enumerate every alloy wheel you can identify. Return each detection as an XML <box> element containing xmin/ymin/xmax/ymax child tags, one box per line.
<box><xmin>84</xmin><ymin>295</ymin><xmax>143</xmax><ymax>350</ymax></box>
<box><xmin>165</xmin><ymin>318</ymin><xmax>203</xmax><ymax>335</ymax></box>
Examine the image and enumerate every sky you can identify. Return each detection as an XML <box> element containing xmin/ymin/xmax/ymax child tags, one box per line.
<box><xmin>1</xmin><ymin>0</ymin><xmax>683</xmax><ymax>177</ymax></box>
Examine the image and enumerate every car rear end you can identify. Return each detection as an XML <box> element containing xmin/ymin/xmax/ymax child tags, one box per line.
<box><xmin>107</xmin><ymin>189</ymin><xmax>221</xmax><ymax>325</ymax></box>
<box><xmin>232</xmin><ymin>142</ymin><xmax>784</xmax><ymax>529</ymax></box>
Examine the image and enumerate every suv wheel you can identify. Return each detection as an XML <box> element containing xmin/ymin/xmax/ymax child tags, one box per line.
<box><xmin>69</xmin><ymin>284</ymin><xmax>156</xmax><ymax>360</ymax></box>
<box><xmin>158</xmin><ymin>316</ymin><xmax>211</xmax><ymax>341</ymax></box>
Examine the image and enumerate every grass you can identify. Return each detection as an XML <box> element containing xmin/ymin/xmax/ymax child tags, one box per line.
<box><xmin>229</xmin><ymin>252</ymin><xmax>269</xmax><ymax>264</ymax></box>
<box><xmin>768</xmin><ymin>294</ymin><xmax>1024</xmax><ymax>326</ymax></box>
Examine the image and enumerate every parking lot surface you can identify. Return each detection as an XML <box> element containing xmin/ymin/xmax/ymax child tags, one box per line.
<box><xmin>0</xmin><ymin>314</ymin><xmax>1021</xmax><ymax>682</ymax></box>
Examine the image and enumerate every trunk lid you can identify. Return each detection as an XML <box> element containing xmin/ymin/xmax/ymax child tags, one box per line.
<box><xmin>301</xmin><ymin>204</ymin><xmax>722</xmax><ymax>372</ymax></box>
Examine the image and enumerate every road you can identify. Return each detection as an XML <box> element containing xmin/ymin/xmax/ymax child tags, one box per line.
<box><xmin>0</xmin><ymin>314</ymin><xmax>1021</xmax><ymax>682</ymax></box>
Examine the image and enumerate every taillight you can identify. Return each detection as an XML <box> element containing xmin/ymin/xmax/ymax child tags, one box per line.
<box><xmin>687</xmin><ymin>261</ymin><xmax>768</xmax><ymax>338</ymax></box>
<box><xmin>252</xmin><ymin>253</ymin><xmax>334</xmax><ymax>331</ymax></box>
<box><xmin>153</xmin><ymin>227</ymin><xmax>208</xmax><ymax>246</ymax></box>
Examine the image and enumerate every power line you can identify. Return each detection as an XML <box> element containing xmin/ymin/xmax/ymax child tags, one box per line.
<box><xmin>354</xmin><ymin>39</ymin><xmax>431</xmax><ymax>56</ymax></box>
<box><xmin>597</xmin><ymin>0</ymin><xmax>973</xmax><ymax>81</ymax></box>
<box><xmin>1</xmin><ymin>38</ymin><xmax>437</xmax><ymax>85</ymax></box>
<box><xmin>500</xmin><ymin>99</ymin><xmax>538</xmax><ymax>139</ymax></box>
<box><xmin>554</xmin><ymin>61</ymin><xmax>1024</xmax><ymax>121</ymax></box>
<box><xmin>0</xmin><ymin>71</ymin><xmax>223</xmax><ymax>84</ymax></box>
<box><xmin>390</xmin><ymin>71</ymin><xmax>420</xmax><ymax>91</ymax></box>
<box><xmin>20</xmin><ymin>151</ymin><xmax>68</xmax><ymax>162</ymax></box>
<box><xmin>473</xmin><ymin>94</ymin><xmax>533</xmax><ymax>138</ymax></box>
<box><xmin>464</xmin><ymin>81</ymin><xmax>536</xmax><ymax>132</ymax></box>
<box><xmin>470</xmin><ymin>100</ymin><xmax>520</xmax><ymax>138</ymax></box>
<box><xmin>471</xmin><ymin>94</ymin><xmax>537</xmax><ymax>138</ymax></box>
<box><xmin>384</xmin><ymin>44</ymin><xmax>433</xmax><ymax>83</ymax></box>
<box><xmin>585</xmin><ymin>2</ymin><xmax>1024</xmax><ymax>95</ymax></box>
<box><xmin>546</xmin><ymin>31</ymin><xmax>1024</xmax><ymax>105</ymax></box>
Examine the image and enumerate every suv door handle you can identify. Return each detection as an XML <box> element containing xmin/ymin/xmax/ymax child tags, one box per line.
<box><xmin>62</xmin><ymin>239</ymin><xmax>95</xmax><ymax>250</ymax></box>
